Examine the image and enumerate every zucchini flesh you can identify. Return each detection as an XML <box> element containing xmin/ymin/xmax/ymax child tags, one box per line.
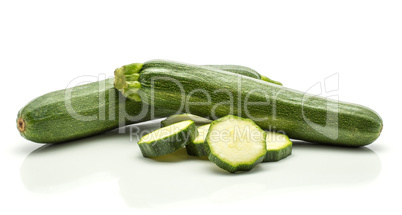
<box><xmin>161</xmin><ymin>114</ymin><xmax>212</xmax><ymax>127</ymax></box>
<box><xmin>185</xmin><ymin>124</ymin><xmax>211</xmax><ymax>156</ymax></box>
<box><xmin>137</xmin><ymin>120</ymin><xmax>198</xmax><ymax>157</ymax></box>
<box><xmin>264</xmin><ymin>132</ymin><xmax>292</xmax><ymax>162</ymax></box>
<box><xmin>115</xmin><ymin>60</ymin><xmax>383</xmax><ymax>147</ymax></box>
<box><xmin>205</xmin><ymin>115</ymin><xmax>267</xmax><ymax>173</ymax></box>
<box><xmin>17</xmin><ymin>64</ymin><xmax>266</xmax><ymax>144</ymax></box>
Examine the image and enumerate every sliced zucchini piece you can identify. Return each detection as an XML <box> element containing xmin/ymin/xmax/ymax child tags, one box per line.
<box><xmin>161</xmin><ymin>114</ymin><xmax>212</xmax><ymax>127</ymax></box>
<box><xmin>264</xmin><ymin>132</ymin><xmax>292</xmax><ymax>162</ymax></box>
<box><xmin>186</xmin><ymin>124</ymin><xmax>211</xmax><ymax>156</ymax></box>
<box><xmin>137</xmin><ymin>120</ymin><xmax>198</xmax><ymax>158</ymax></box>
<box><xmin>205</xmin><ymin>115</ymin><xmax>267</xmax><ymax>173</ymax></box>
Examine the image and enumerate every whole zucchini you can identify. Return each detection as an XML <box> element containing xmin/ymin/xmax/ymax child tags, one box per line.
<box><xmin>17</xmin><ymin>65</ymin><xmax>273</xmax><ymax>144</ymax></box>
<box><xmin>17</xmin><ymin>78</ymin><xmax>176</xmax><ymax>143</ymax></box>
<box><xmin>115</xmin><ymin>60</ymin><xmax>383</xmax><ymax>147</ymax></box>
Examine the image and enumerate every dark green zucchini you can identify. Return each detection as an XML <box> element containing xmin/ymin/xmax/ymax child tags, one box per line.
<box><xmin>17</xmin><ymin>64</ymin><xmax>271</xmax><ymax>144</ymax></box>
<box><xmin>17</xmin><ymin>78</ymin><xmax>176</xmax><ymax>143</ymax></box>
<box><xmin>115</xmin><ymin>60</ymin><xmax>383</xmax><ymax>147</ymax></box>
<box><xmin>205</xmin><ymin>65</ymin><xmax>282</xmax><ymax>85</ymax></box>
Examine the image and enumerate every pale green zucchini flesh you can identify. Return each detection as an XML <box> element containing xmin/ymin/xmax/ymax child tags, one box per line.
<box><xmin>185</xmin><ymin>124</ymin><xmax>211</xmax><ymax>156</ymax></box>
<box><xmin>205</xmin><ymin>115</ymin><xmax>267</xmax><ymax>173</ymax></box>
<box><xmin>264</xmin><ymin>132</ymin><xmax>293</xmax><ymax>162</ymax></box>
<box><xmin>137</xmin><ymin>120</ymin><xmax>198</xmax><ymax>157</ymax></box>
<box><xmin>161</xmin><ymin>114</ymin><xmax>212</xmax><ymax>127</ymax></box>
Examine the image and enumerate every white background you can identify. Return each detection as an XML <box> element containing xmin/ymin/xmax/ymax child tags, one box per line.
<box><xmin>1</xmin><ymin>0</ymin><xmax>401</xmax><ymax>214</ymax></box>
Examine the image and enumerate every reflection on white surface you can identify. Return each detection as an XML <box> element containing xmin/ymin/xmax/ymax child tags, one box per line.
<box><xmin>21</xmin><ymin>120</ymin><xmax>381</xmax><ymax>208</ymax></box>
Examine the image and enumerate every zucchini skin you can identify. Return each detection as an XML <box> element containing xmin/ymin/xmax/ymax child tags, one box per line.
<box><xmin>263</xmin><ymin>145</ymin><xmax>292</xmax><ymax>162</ymax></box>
<box><xmin>17</xmin><ymin>65</ymin><xmax>265</xmax><ymax>144</ymax></box>
<box><xmin>264</xmin><ymin>132</ymin><xmax>293</xmax><ymax>162</ymax></box>
<box><xmin>204</xmin><ymin>65</ymin><xmax>282</xmax><ymax>85</ymax></box>
<box><xmin>135</xmin><ymin>60</ymin><xmax>383</xmax><ymax>147</ymax></box>
<box><xmin>205</xmin><ymin>65</ymin><xmax>260</xmax><ymax>78</ymax></box>
<box><xmin>208</xmin><ymin>153</ymin><xmax>265</xmax><ymax>173</ymax></box>
<box><xmin>17</xmin><ymin>78</ymin><xmax>175</xmax><ymax>143</ymax></box>
<box><xmin>185</xmin><ymin>124</ymin><xmax>211</xmax><ymax>156</ymax></box>
<box><xmin>186</xmin><ymin>143</ymin><xmax>208</xmax><ymax>156</ymax></box>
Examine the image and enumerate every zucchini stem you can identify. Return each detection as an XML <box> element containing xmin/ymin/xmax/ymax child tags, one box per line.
<box><xmin>114</xmin><ymin>63</ymin><xmax>143</xmax><ymax>101</ymax></box>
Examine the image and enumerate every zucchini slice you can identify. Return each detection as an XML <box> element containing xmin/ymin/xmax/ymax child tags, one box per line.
<box><xmin>185</xmin><ymin>124</ymin><xmax>211</xmax><ymax>156</ymax></box>
<box><xmin>161</xmin><ymin>114</ymin><xmax>212</xmax><ymax>127</ymax></box>
<box><xmin>264</xmin><ymin>132</ymin><xmax>292</xmax><ymax>162</ymax></box>
<box><xmin>205</xmin><ymin>115</ymin><xmax>267</xmax><ymax>173</ymax></box>
<box><xmin>137</xmin><ymin>120</ymin><xmax>197</xmax><ymax>158</ymax></box>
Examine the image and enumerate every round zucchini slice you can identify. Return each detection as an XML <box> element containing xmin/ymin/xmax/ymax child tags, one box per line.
<box><xmin>205</xmin><ymin>115</ymin><xmax>267</xmax><ymax>173</ymax></box>
<box><xmin>264</xmin><ymin>132</ymin><xmax>292</xmax><ymax>162</ymax></box>
<box><xmin>137</xmin><ymin>120</ymin><xmax>198</xmax><ymax>157</ymax></box>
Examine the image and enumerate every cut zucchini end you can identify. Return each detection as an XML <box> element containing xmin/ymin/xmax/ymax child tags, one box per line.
<box><xmin>263</xmin><ymin>132</ymin><xmax>293</xmax><ymax>162</ymax></box>
<box><xmin>206</xmin><ymin>115</ymin><xmax>267</xmax><ymax>173</ymax></box>
<box><xmin>17</xmin><ymin>117</ymin><xmax>26</xmax><ymax>133</ymax></box>
<box><xmin>114</xmin><ymin>63</ymin><xmax>143</xmax><ymax>101</ymax></box>
<box><xmin>137</xmin><ymin>120</ymin><xmax>197</xmax><ymax>158</ymax></box>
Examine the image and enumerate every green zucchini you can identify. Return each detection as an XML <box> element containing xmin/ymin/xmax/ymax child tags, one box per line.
<box><xmin>205</xmin><ymin>65</ymin><xmax>282</xmax><ymax>85</ymax></box>
<box><xmin>17</xmin><ymin>78</ymin><xmax>176</xmax><ymax>143</ymax></box>
<box><xmin>17</xmin><ymin>64</ymin><xmax>270</xmax><ymax>144</ymax></box>
<box><xmin>137</xmin><ymin>120</ymin><xmax>198</xmax><ymax>157</ymax></box>
<box><xmin>264</xmin><ymin>132</ymin><xmax>292</xmax><ymax>162</ymax></box>
<box><xmin>205</xmin><ymin>115</ymin><xmax>267</xmax><ymax>173</ymax></box>
<box><xmin>115</xmin><ymin>60</ymin><xmax>383</xmax><ymax>147</ymax></box>
<box><xmin>185</xmin><ymin>124</ymin><xmax>211</xmax><ymax>156</ymax></box>
<box><xmin>161</xmin><ymin>114</ymin><xmax>212</xmax><ymax>127</ymax></box>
